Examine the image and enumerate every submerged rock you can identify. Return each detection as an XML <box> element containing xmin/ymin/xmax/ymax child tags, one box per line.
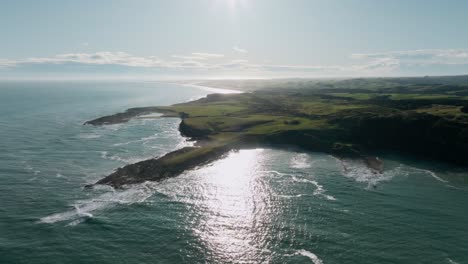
<box><xmin>364</xmin><ymin>156</ymin><xmax>384</xmax><ymax>174</ymax></box>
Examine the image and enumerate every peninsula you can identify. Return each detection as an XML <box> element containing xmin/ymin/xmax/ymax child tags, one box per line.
<box><xmin>85</xmin><ymin>76</ymin><xmax>468</xmax><ymax>188</ymax></box>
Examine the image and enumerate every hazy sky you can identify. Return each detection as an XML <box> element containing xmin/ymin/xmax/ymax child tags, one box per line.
<box><xmin>1</xmin><ymin>0</ymin><xmax>468</xmax><ymax>79</ymax></box>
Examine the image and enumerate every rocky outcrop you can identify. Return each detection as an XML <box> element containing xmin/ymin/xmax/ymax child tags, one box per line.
<box><xmin>179</xmin><ymin>119</ymin><xmax>213</xmax><ymax>139</ymax></box>
<box><xmin>84</xmin><ymin>107</ymin><xmax>176</xmax><ymax>125</ymax></box>
<box><xmin>90</xmin><ymin>145</ymin><xmax>232</xmax><ymax>188</ymax></box>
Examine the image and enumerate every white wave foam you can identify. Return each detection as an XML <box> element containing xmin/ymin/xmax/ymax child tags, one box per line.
<box><xmin>289</xmin><ymin>176</ymin><xmax>336</xmax><ymax>200</ymax></box>
<box><xmin>406</xmin><ymin>167</ymin><xmax>448</xmax><ymax>183</ymax></box>
<box><xmin>260</xmin><ymin>170</ymin><xmax>336</xmax><ymax>201</ymax></box>
<box><xmin>296</xmin><ymin>249</ymin><xmax>323</xmax><ymax>264</ymax></box>
<box><xmin>291</xmin><ymin>176</ymin><xmax>315</xmax><ymax>184</ymax></box>
<box><xmin>447</xmin><ymin>258</ymin><xmax>459</xmax><ymax>264</ymax></box>
<box><xmin>259</xmin><ymin>170</ymin><xmax>295</xmax><ymax>177</ymax></box>
<box><xmin>78</xmin><ymin>133</ymin><xmax>101</xmax><ymax>139</ymax></box>
<box><xmin>337</xmin><ymin>157</ymin><xmax>450</xmax><ymax>187</ymax></box>
<box><xmin>290</xmin><ymin>153</ymin><xmax>311</xmax><ymax>169</ymax></box>
<box><xmin>100</xmin><ymin>151</ymin><xmax>143</xmax><ymax>164</ymax></box>
<box><xmin>277</xmin><ymin>194</ymin><xmax>303</xmax><ymax>198</ymax></box>
<box><xmin>337</xmin><ymin>159</ymin><xmax>400</xmax><ymax>188</ymax></box>
<box><xmin>310</xmin><ymin>180</ymin><xmax>336</xmax><ymax>201</ymax></box>
<box><xmin>103</xmin><ymin>123</ymin><xmax>124</xmax><ymax>131</ymax></box>
<box><xmin>39</xmin><ymin>182</ymin><xmax>156</xmax><ymax>225</ymax></box>
<box><xmin>113</xmin><ymin>134</ymin><xmax>160</xmax><ymax>146</ymax></box>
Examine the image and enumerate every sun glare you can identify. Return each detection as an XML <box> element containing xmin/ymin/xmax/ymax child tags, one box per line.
<box><xmin>217</xmin><ymin>0</ymin><xmax>249</xmax><ymax>10</ymax></box>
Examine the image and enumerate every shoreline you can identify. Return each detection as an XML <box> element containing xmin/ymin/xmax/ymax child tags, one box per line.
<box><xmin>83</xmin><ymin>78</ymin><xmax>468</xmax><ymax>188</ymax></box>
<box><xmin>84</xmin><ymin>114</ymin><xmax>384</xmax><ymax>188</ymax></box>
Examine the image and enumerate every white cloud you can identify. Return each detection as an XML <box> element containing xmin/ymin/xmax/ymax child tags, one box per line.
<box><xmin>191</xmin><ymin>52</ymin><xmax>225</xmax><ymax>58</ymax></box>
<box><xmin>233</xmin><ymin>46</ymin><xmax>248</xmax><ymax>53</ymax></box>
<box><xmin>3</xmin><ymin>48</ymin><xmax>468</xmax><ymax>77</ymax></box>
<box><xmin>351</xmin><ymin>49</ymin><xmax>468</xmax><ymax>65</ymax></box>
<box><xmin>0</xmin><ymin>51</ymin><xmax>397</xmax><ymax>76</ymax></box>
<box><xmin>171</xmin><ymin>55</ymin><xmax>207</xmax><ymax>60</ymax></box>
<box><xmin>0</xmin><ymin>59</ymin><xmax>17</xmax><ymax>68</ymax></box>
<box><xmin>23</xmin><ymin>52</ymin><xmax>163</xmax><ymax>67</ymax></box>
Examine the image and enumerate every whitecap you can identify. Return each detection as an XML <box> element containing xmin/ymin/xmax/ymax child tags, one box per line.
<box><xmin>259</xmin><ymin>170</ymin><xmax>295</xmax><ymax>177</ymax></box>
<box><xmin>100</xmin><ymin>151</ymin><xmax>108</xmax><ymax>159</ymax></box>
<box><xmin>291</xmin><ymin>176</ymin><xmax>316</xmax><ymax>184</ymax></box>
<box><xmin>100</xmin><ymin>151</ymin><xmax>142</xmax><ymax>163</ymax></box>
<box><xmin>289</xmin><ymin>176</ymin><xmax>336</xmax><ymax>200</ymax></box>
<box><xmin>309</xmin><ymin>180</ymin><xmax>336</xmax><ymax>201</ymax></box>
<box><xmin>112</xmin><ymin>134</ymin><xmax>160</xmax><ymax>146</ymax></box>
<box><xmin>66</xmin><ymin>218</ymin><xmax>88</xmax><ymax>226</ymax></box>
<box><xmin>296</xmin><ymin>249</ymin><xmax>323</xmax><ymax>264</ymax></box>
<box><xmin>290</xmin><ymin>153</ymin><xmax>312</xmax><ymax>169</ymax></box>
<box><xmin>277</xmin><ymin>194</ymin><xmax>303</xmax><ymax>198</ymax></box>
<box><xmin>103</xmin><ymin>123</ymin><xmax>124</xmax><ymax>131</ymax></box>
<box><xmin>406</xmin><ymin>167</ymin><xmax>448</xmax><ymax>183</ymax></box>
<box><xmin>78</xmin><ymin>133</ymin><xmax>101</xmax><ymax>139</ymax></box>
<box><xmin>39</xmin><ymin>182</ymin><xmax>157</xmax><ymax>225</ymax></box>
<box><xmin>337</xmin><ymin>159</ymin><xmax>399</xmax><ymax>188</ymax></box>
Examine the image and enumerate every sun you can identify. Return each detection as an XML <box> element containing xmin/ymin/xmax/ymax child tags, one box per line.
<box><xmin>217</xmin><ymin>0</ymin><xmax>249</xmax><ymax>10</ymax></box>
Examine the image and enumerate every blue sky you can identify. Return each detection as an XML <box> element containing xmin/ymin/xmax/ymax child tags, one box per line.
<box><xmin>1</xmin><ymin>0</ymin><xmax>468</xmax><ymax>79</ymax></box>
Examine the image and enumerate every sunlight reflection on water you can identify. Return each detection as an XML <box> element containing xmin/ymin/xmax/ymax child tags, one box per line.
<box><xmin>185</xmin><ymin>149</ymin><xmax>276</xmax><ymax>262</ymax></box>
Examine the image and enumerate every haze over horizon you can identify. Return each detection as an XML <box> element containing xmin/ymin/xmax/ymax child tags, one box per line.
<box><xmin>2</xmin><ymin>0</ymin><xmax>468</xmax><ymax>80</ymax></box>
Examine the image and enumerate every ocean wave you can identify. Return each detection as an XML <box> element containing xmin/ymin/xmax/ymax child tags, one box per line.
<box><xmin>103</xmin><ymin>123</ymin><xmax>124</xmax><ymax>131</ymax></box>
<box><xmin>24</xmin><ymin>163</ymin><xmax>34</xmax><ymax>171</ymax></box>
<box><xmin>259</xmin><ymin>170</ymin><xmax>295</xmax><ymax>177</ymax></box>
<box><xmin>336</xmin><ymin>156</ymin><xmax>452</xmax><ymax>188</ymax></box>
<box><xmin>295</xmin><ymin>249</ymin><xmax>323</xmax><ymax>264</ymax></box>
<box><xmin>277</xmin><ymin>194</ymin><xmax>303</xmax><ymax>198</ymax></box>
<box><xmin>337</xmin><ymin>159</ymin><xmax>403</xmax><ymax>188</ymax></box>
<box><xmin>112</xmin><ymin>134</ymin><xmax>160</xmax><ymax>146</ymax></box>
<box><xmin>100</xmin><ymin>151</ymin><xmax>144</xmax><ymax>164</ymax></box>
<box><xmin>405</xmin><ymin>166</ymin><xmax>448</xmax><ymax>183</ymax></box>
<box><xmin>78</xmin><ymin>133</ymin><xmax>101</xmax><ymax>139</ymax></box>
<box><xmin>260</xmin><ymin>170</ymin><xmax>336</xmax><ymax>200</ymax></box>
<box><xmin>290</xmin><ymin>153</ymin><xmax>312</xmax><ymax>169</ymax></box>
<box><xmin>39</xmin><ymin>182</ymin><xmax>156</xmax><ymax>225</ymax></box>
<box><xmin>289</xmin><ymin>176</ymin><xmax>336</xmax><ymax>200</ymax></box>
<box><xmin>309</xmin><ymin>180</ymin><xmax>336</xmax><ymax>201</ymax></box>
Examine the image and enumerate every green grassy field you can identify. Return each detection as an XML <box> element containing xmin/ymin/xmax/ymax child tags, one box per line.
<box><xmin>158</xmin><ymin>77</ymin><xmax>468</xmax><ymax>166</ymax></box>
<box><xmin>90</xmin><ymin>76</ymin><xmax>468</xmax><ymax>186</ymax></box>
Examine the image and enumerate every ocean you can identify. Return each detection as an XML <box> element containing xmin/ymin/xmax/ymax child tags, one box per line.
<box><xmin>0</xmin><ymin>81</ymin><xmax>467</xmax><ymax>264</ymax></box>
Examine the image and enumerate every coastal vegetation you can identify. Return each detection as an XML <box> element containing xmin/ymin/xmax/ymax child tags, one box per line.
<box><xmin>86</xmin><ymin>76</ymin><xmax>468</xmax><ymax>188</ymax></box>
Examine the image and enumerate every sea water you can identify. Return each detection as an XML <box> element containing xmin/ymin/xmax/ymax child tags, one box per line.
<box><xmin>0</xmin><ymin>81</ymin><xmax>467</xmax><ymax>263</ymax></box>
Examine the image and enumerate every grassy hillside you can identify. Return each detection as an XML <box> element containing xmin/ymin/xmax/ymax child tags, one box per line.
<box><xmin>87</xmin><ymin>76</ymin><xmax>468</xmax><ymax>187</ymax></box>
